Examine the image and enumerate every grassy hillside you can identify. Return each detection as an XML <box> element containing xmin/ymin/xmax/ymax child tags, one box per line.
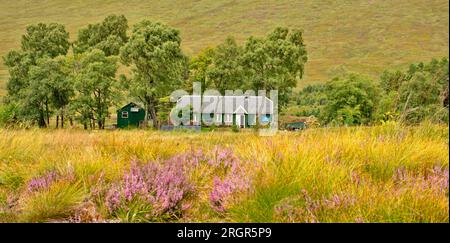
<box><xmin>0</xmin><ymin>0</ymin><xmax>449</xmax><ymax>97</ymax></box>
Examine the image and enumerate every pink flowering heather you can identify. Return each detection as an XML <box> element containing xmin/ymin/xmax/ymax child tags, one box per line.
<box><xmin>106</xmin><ymin>147</ymin><xmax>252</xmax><ymax>218</ymax></box>
<box><xmin>428</xmin><ymin>166</ymin><xmax>449</xmax><ymax>194</ymax></box>
<box><xmin>105</xmin><ymin>158</ymin><xmax>194</xmax><ymax>220</ymax></box>
<box><xmin>322</xmin><ymin>193</ymin><xmax>357</xmax><ymax>209</ymax></box>
<box><xmin>208</xmin><ymin>146</ymin><xmax>251</xmax><ymax>213</ymax></box>
<box><xmin>27</xmin><ymin>170</ymin><xmax>59</xmax><ymax>192</ymax></box>
<box><xmin>393</xmin><ymin>166</ymin><xmax>449</xmax><ymax>194</ymax></box>
<box><xmin>209</xmin><ymin>146</ymin><xmax>239</xmax><ymax>169</ymax></box>
<box><xmin>210</xmin><ymin>177</ymin><xmax>234</xmax><ymax>212</ymax></box>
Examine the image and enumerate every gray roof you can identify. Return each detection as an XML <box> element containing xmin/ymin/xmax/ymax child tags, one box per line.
<box><xmin>176</xmin><ymin>95</ymin><xmax>274</xmax><ymax>114</ymax></box>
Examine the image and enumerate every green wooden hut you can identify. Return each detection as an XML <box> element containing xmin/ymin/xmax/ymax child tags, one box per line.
<box><xmin>286</xmin><ymin>121</ymin><xmax>306</xmax><ymax>131</ymax></box>
<box><xmin>117</xmin><ymin>102</ymin><xmax>145</xmax><ymax>128</ymax></box>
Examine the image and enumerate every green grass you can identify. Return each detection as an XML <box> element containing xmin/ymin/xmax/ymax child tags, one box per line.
<box><xmin>19</xmin><ymin>181</ymin><xmax>85</xmax><ymax>222</ymax></box>
<box><xmin>0</xmin><ymin>123</ymin><xmax>448</xmax><ymax>222</ymax></box>
<box><xmin>0</xmin><ymin>0</ymin><xmax>448</xmax><ymax>97</ymax></box>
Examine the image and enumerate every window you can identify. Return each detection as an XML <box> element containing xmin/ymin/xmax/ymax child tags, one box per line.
<box><xmin>251</xmin><ymin>115</ymin><xmax>256</xmax><ymax>125</ymax></box>
<box><xmin>216</xmin><ymin>114</ymin><xmax>222</xmax><ymax>122</ymax></box>
<box><xmin>122</xmin><ymin>111</ymin><xmax>129</xmax><ymax>118</ymax></box>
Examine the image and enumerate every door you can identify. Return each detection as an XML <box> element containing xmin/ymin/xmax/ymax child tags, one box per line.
<box><xmin>236</xmin><ymin>115</ymin><xmax>245</xmax><ymax>128</ymax></box>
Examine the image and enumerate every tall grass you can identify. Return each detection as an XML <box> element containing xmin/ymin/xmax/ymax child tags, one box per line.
<box><xmin>0</xmin><ymin>123</ymin><xmax>448</xmax><ymax>222</ymax></box>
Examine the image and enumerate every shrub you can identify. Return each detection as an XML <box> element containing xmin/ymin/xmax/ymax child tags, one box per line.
<box><xmin>20</xmin><ymin>181</ymin><xmax>86</xmax><ymax>222</ymax></box>
<box><xmin>27</xmin><ymin>171</ymin><xmax>59</xmax><ymax>192</ymax></box>
<box><xmin>105</xmin><ymin>159</ymin><xmax>194</xmax><ymax>222</ymax></box>
<box><xmin>0</xmin><ymin>104</ymin><xmax>17</xmax><ymax>127</ymax></box>
<box><xmin>208</xmin><ymin>146</ymin><xmax>251</xmax><ymax>213</ymax></box>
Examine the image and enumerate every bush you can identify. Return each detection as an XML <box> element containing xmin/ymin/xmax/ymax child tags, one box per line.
<box><xmin>323</xmin><ymin>73</ymin><xmax>381</xmax><ymax>125</ymax></box>
<box><xmin>20</xmin><ymin>181</ymin><xmax>85</xmax><ymax>222</ymax></box>
<box><xmin>105</xmin><ymin>159</ymin><xmax>194</xmax><ymax>222</ymax></box>
<box><xmin>0</xmin><ymin>103</ymin><xmax>17</xmax><ymax>127</ymax></box>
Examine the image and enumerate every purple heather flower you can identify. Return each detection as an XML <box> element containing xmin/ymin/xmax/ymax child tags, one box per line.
<box><xmin>27</xmin><ymin>170</ymin><xmax>59</xmax><ymax>192</ymax></box>
<box><xmin>105</xmin><ymin>157</ymin><xmax>194</xmax><ymax>218</ymax></box>
<box><xmin>105</xmin><ymin>146</ymin><xmax>253</xmax><ymax>218</ymax></box>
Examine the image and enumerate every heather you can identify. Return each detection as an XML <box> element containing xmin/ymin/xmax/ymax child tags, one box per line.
<box><xmin>0</xmin><ymin>123</ymin><xmax>448</xmax><ymax>222</ymax></box>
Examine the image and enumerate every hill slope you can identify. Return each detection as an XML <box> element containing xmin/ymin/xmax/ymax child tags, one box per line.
<box><xmin>0</xmin><ymin>0</ymin><xmax>448</xmax><ymax>96</ymax></box>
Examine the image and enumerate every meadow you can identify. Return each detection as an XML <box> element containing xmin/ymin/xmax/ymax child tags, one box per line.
<box><xmin>0</xmin><ymin>123</ymin><xmax>448</xmax><ymax>223</ymax></box>
<box><xmin>0</xmin><ymin>0</ymin><xmax>449</xmax><ymax>96</ymax></box>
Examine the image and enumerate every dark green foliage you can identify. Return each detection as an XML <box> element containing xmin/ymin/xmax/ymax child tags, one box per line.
<box><xmin>74</xmin><ymin>15</ymin><xmax>128</xmax><ymax>56</ymax></box>
<box><xmin>186</xmin><ymin>37</ymin><xmax>244</xmax><ymax>94</ymax></box>
<box><xmin>187</xmin><ymin>27</ymin><xmax>308</xmax><ymax>110</ymax></box>
<box><xmin>69</xmin><ymin>49</ymin><xmax>119</xmax><ymax>129</ymax></box>
<box><xmin>186</xmin><ymin>47</ymin><xmax>215</xmax><ymax>92</ymax></box>
<box><xmin>295</xmin><ymin>84</ymin><xmax>327</xmax><ymax>119</ymax></box>
<box><xmin>3</xmin><ymin>23</ymin><xmax>71</xmax><ymax>127</ymax></box>
<box><xmin>207</xmin><ymin>37</ymin><xmax>244</xmax><ymax>94</ymax></box>
<box><xmin>380</xmin><ymin>58</ymin><xmax>449</xmax><ymax>124</ymax></box>
<box><xmin>323</xmin><ymin>73</ymin><xmax>381</xmax><ymax>125</ymax></box>
<box><xmin>231</xmin><ymin>124</ymin><xmax>240</xmax><ymax>133</ymax></box>
<box><xmin>242</xmin><ymin>27</ymin><xmax>308</xmax><ymax>107</ymax></box>
<box><xmin>293</xmin><ymin>58</ymin><xmax>449</xmax><ymax>126</ymax></box>
<box><xmin>3</xmin><ymin>51</ymin><xmax>34</xmax><ymax>99</ymax></box>
<box><xmin>27</xmin><ymin>56</ymin><xmax>73</xmax><ymax>127</ymax></box>
<box><xmin>21</xmin><ymin>23</ymin><xmax>70</xmax><ymax>59</ymax></box>
<box><xmin>0</xmin><ymin>103</ymin><xmax>17</xmax><ymax>127</ymax></box>
<box><xmin>120</xmin><ymin>20</ymin><xmax>186</xmax><ymax>128</ymax></box>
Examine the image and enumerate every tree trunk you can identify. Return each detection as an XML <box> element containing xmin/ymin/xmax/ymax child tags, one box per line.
<box><xmin>442</xmin><ymin>84</ymin><xmax>449</xmax><ymax>108</ymax></box>
<box><xmin>61</xmin><ymin>113</ymin><xmax>64</xmax><ymax>128</ymax></box>
<box><xmin>38</xmin><ymin>110</ymin><xmax>46</xmax><ymax>128</ymax></box>
<box><xmin>56</xmin><ymin>115</ymin><xmax>59</xmax><ymax>128</ymax></box>
<box><xmin>45</xmin><ymin>101</ymin><xmax>50</xmax><ymax>127</ymax></box>
<box><xmin>98</xmin><ymin>118</ymin><xmax>104</xmax><ymax>129</ymax></box>
<box><xmin>69</xmin><ymin>117</ymin><xmax>73</xmax><ymax>127</ymax></box>
<box><xmin>147</xmin><ymin>96</ymin><xmax>159</xmax><ymax>129</ymax></box>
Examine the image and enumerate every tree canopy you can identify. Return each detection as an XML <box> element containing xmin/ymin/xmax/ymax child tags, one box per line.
<box><xmin>242</xmin><ymin>27</ymin><xmax>308</xmax><ymax>107</ymax></box>
<box><xmin>73</xmin><ymin>14</ymin><xmax>128</xmax><ymax>56</ymax></box>
<box><xmin>323</xmin><ymin>73</ymin><xmax>380</xmax><ymax>125</ymax></box>
<box><xmin>120</xmin><ymin>20</ymin><xmax>186</xmax><ymax>127</ymax></box>
<box><xmin>69</xmin><ymin>49</ymin><xmax>119</xmax><ymax>129</ymax></box>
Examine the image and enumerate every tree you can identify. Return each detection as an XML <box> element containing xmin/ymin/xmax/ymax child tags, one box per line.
<box><xmin>379</xmin><ymin>58</ymin><xmax>449</xmax><ymax>124</ymax></box>
<box><xmin>380</xmin><ymin>70</ymin><xmax>408</xmax><ymax>93</ymax></box>
<box><xmin>70</xmin><ymin>49</ymin><xmax>119</xmax><ymax>129</ymax></box>
<box><xmin>73</xmin><ymin>14</ymin><xmax>128</xmax><ymax>56</ymax></box>
<box><xmin>27</xmin><ymin>56</ymin><xmax>73</xmax><ymax>128</ymax></box>
<box><xmin>324</xmin><ymin>73</ymin><xmax>380</xmax><ymax>125</ymax></box>
<box><xmin>242</xmin><ymin>27</ymin><xmax>308</xmax><ymax>107</ymax></box>
<box><xmin>21</xmin><ymin>23</ymin><xmax>70</xmax><ymax>59</ymax></box>
<box><xmin>295</xmin><ymin>84</ymin><xmax>327</xmax><ymax>119</ymax></box>
<box><xmin>186</xmin><ymin>47</ymin><xmax>215</xmax><ymax>92</ymax></box>
<box><xmin>187</xmin><ymin>37</ymin><xmax>244</xmax><ymax>94</ymax></box>
<box><xmin>3</xmin><ymin>50</ymin><xmax>34</xmax><ymax>100</ymax></box>
<box><xmin>120</xmin><ymin>20</ymin><xmax>186</xmax><ymax>128</ymax></box>
<box><xmin>207</xmin><ymin>37</ymin><xmax>244</xmax><ymax>93</ymax></box>
<box><xmin>3</xmin><ymin>23</ymin><xmax>70</xmax><ymax>127</ymax></box>
<box><xmin>0</xmin><ymin>103</ymin><xmax>18</xmax><ymax>127</ymax></box>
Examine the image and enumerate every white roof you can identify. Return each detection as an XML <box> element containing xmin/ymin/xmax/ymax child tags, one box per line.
<box><xmin>176</xmin><ymin>95</ymin><xmax>274</xmax><ymax>114</ymax></box>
